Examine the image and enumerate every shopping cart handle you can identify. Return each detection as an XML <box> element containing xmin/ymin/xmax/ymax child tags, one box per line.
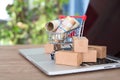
<box><xmin>59</xmin><ymin>15</ymin><xmax>87</xmax><ymax>21</ymax></box>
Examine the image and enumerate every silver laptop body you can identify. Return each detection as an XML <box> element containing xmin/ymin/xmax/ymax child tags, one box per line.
<box><xmin>19</xmin><ymin>48</ymin><xmax>120</xmax><ymax>76</ymax></box>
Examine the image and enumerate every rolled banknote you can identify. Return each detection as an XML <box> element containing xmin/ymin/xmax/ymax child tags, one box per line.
<box><xmin>71</xmin><ymin>18</ymin><xmax>80</xmax><ymax>29</ymax></box>
<box><xmin>46</xmin><ymin>20</ymin><xmax>61</xmax><ymax>32</ymax></box>
<box><xmin>56</xmin><ymin>16</ymin><xmax>76</xmax><ymax>33</ymax></box>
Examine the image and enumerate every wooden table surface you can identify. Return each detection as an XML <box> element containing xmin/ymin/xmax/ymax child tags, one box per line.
<box><xmin>0</xmin><ymin>45</ymin><xmax>120</xmax><ymax>80</ymax></box>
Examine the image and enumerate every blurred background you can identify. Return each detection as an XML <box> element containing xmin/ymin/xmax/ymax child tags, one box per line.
<box><xmin>0</xmin><ymin>0</ymin><xmax>89</xmax><ymax>45</ymax></box>
<box><xmin>0</xmin><ymin>0</ymin><xmax>120</xmax><ymax>57</ymax></box>
<box><xmin>0</xmin><ymin>0</ymin><xmax>68</xmax><ymax>45</ymax></box>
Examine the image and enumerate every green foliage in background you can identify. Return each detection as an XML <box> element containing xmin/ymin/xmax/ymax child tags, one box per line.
<box><xmin>0</xmin><ymin>0</ymin><xmax>68</xmax><ymax>45</ymax></box>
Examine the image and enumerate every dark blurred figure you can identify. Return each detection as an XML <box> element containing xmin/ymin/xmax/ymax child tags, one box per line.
<box><xmin>84</xmin><ymin>0</ymin><xmax>120</xmax><ymax>57</ymax></box>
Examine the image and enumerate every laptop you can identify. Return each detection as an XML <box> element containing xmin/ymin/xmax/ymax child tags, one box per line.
<box><xmin>19</xmin><ymin>47</ymin><xmax>120</xmax><ymax>76</ymax></box>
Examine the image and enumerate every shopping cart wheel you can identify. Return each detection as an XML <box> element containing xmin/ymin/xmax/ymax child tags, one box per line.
<box><xmin>50</xmin><ymin>53</ymin><xmax>55</xmax><ymax>60</ymax></box>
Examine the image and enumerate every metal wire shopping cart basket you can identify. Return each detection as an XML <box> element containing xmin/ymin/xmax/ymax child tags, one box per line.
<box><xmin>48</xmin><ymin>15</ymin><xmax>87</xmax><ymax>45</ymax></box>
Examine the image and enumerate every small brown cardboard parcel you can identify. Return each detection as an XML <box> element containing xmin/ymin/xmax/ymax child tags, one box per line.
<box><xmin>73</xmin><ymin>37</ymin><xmax>88</xmax><ymax>53</ymax></box>
<box><xmin>55</xmin><ymin>50</ymin><xmax>82</xmax><ymax>66</ymax></box>
<box><xmin>88</xmin><ymin>45</ymin><xmax>107</xmax><ymax>59</ymax></box>
<box><xmin>82</xmin><ymin>49</ymin><xmax>97</xmax><ymax>62</ymax></box>
<box><xmin>44</xmin><ymin>43</ymin><xmax>54</xmax><ymax>54</ymax></box>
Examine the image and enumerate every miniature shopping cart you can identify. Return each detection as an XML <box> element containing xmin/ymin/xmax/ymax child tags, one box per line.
<box><xmin>48</xmin><ymin>15</ymin><xmax>87</xmax><ymax>45</ymax></box>
<box><xmin>47</xmin><ymin>15</ymin><xmax>87</xmax><ymax>60</ymax></box>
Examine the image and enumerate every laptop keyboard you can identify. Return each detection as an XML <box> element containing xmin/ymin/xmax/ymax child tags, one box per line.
<box><xmin>81</xmin><ymin>58</ymin><xmax>118</xmax><ymax>66</ymax></box>
<box><xmin>27</xmin><ymin>53</ymin><xmax>118</xmax><ymax>67</ymax></box>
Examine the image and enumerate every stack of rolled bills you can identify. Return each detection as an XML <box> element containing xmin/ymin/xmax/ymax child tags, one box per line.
<box><xmin>46</xmin><ymin>17</ymin><xmax>80</xmax><ymax>33</ymax></box>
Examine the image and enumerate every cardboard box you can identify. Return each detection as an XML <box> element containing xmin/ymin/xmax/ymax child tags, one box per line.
<box><xmin>88</xmin><ymin>45</ymin><xmax>107</xmax><ymax>59</ymax></box>
<box><xmin>82</xmin><ymin>49</ymin><xmax>97</xmax><ymax>62</ymax></box>
<box><xmin>54</xmin><ymin>44</ymin><xmax>61</xmax><ymax>51</ymax></box>
<box><xmin>73</xmin><ymin>37</ymin><xmax>88</xmax><ymax>53</ymax></box>
<box><xmin>44</xmin><ymin>43</ymin><xmax>54</xmax><ymax>54</ymax></box>
<box><xmin>55</xmin><ymin>50</ymin><xmax>82</xmax><ymax>66</ymax></box>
